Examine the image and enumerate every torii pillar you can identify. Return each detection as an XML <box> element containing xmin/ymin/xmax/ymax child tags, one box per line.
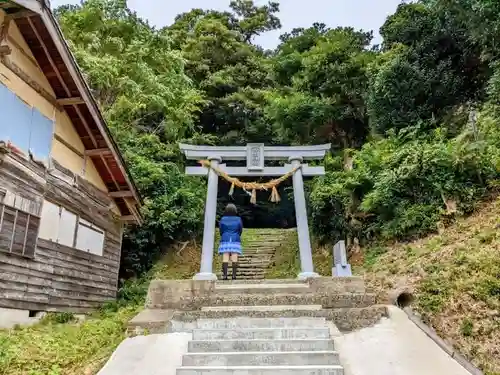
<box><xmin>179</xmin><ymin>143</ymin><xmax>331</xmax><ymax>280</ymax></box>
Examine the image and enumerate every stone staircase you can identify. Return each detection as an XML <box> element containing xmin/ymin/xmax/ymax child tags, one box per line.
<box><xmin>144</xmin><ymin>278</ymin><xmax>385</xmax><ymax>375</ymax></box>
<box><xmin>216</xmin><ymin>229</ymin><xmax>294</xmax><ymax>280</ymax></box>
<box><xmin>176</xmin><ymin>317</ymin><xmax>343</xmax><ymax>375</ymax></box>
<box><xmin>129</xmin><ymin>232</ymin><xmax>388</xmax><ymax>375</ymax></box>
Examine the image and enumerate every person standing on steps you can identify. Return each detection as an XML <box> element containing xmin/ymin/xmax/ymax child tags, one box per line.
<box><xmin>218</xmin><ymin>203</ymin><xmax>243</xmax><ymax>280</ymax></box>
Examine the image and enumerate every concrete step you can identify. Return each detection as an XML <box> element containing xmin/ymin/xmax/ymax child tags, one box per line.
<box><xmin>233</xmin><ymin>262</ymin><xmax>269</xmax><ymax>265</ymax></box>
<box><xmin>215</xmin><ymin>279</ymin><xmax>305</xmax><ymax>285</ymax></box>
<box><xmin>241</xmin><ymin>248</ymin><xmax>277</xmax><ymax>251</ymax></box>
<box><xmin>216</xmin><ymin>273</ymin><xmax>266</xmax><ymax>278</ymax></box>
<box><xmin>241</xmin><ymin>249</ymin><xmax>276</xmax><ymax>253</ymax></box>
<box><xmin>182</xmin><ymin>351</ymin><xmax>340</xmax><ymax>366</ymax></box>
<box><xmin>170</xmin><ymin>306</ymin><xmax>388</xmax><ymax>333</ymax></box>
<box><xmin>177</xmin><ymin>365</ymin><xmax>344</xmax><ymax>375</ymax></box>
<box><xmin>201</xmin><ymin>293</ymin><xmax>376</xmax><ymax>309</ymax></box>
<box><xmin>195</xmin><ymin>317</ymin><xmax>327</xmax><ymax>329</ymax></box>
<box><xmin>215</xmin><ymin>283</ymin><xmax>310</xmax><ymax>295</ymax></box>
<box><xmin>215</xmin><ymin>278</ymin><xmax>268</xmax><ymax>280</ymax></box>
<box><xmin>216</xmin><ymin>274</ymin><xmax>266</xmax><ymax>278</ymax></box>
<box><xmin>201</xmin><ymin>305</ymin><xmax>322</xmax><ymax>313</ymax></box>
<box><xmin>188</xmin><ymin>339</ymin><xmax>335</xmax><ymax>353</ymax></box>
<box><xmin>192</xmin><ymin>328</ymin><xmax>330</xmax><ymax>340</ymax></box>
<box><xmin>225</xmin><ymin>272</ymin><xmax>267</xmax><ymax>274</ymax></box>
<box><xmin>242</xmin><ymin>248</ymin><xmax>278</xmax><ymax>251</ymax></box>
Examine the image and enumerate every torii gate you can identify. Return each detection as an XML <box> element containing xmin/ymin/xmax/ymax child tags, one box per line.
<box><xmin>179</xmin><ymin>143</ymin><xmax>331</xmax><ymax>280</ymax></box>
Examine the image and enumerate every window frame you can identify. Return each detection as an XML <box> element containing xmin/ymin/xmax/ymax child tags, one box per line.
<box><xmin>38</xmin><ymin>200</ymin><xmax>106</xmax><ymax>256</ymax></box>
<box><xmin>0</xmin><ymin>83</ymin><xmax>55</xmax><ymax>163</ymax></box>
<box><xmin>0</xmin><ymin>199</ymin><xmax>40</xmax><ymax>259</ymax></box>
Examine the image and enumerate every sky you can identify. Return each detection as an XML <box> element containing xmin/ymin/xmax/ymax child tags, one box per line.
<box><xmin>50</xmin><ymin>0</ymin><xmax>402</xmax><ymax>49</ymax></box>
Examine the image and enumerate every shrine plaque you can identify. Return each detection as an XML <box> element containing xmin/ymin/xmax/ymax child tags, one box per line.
<box><xmin>246</xmin><ymin>143</ymin><xmax>264</xmax><ymax>171</ymax></box>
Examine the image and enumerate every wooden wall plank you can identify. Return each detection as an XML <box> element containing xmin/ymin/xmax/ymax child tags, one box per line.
<box><xmin>0</xmin><ymin>153</ymin><xmax>122</xmax><ymax>313</ymax></box>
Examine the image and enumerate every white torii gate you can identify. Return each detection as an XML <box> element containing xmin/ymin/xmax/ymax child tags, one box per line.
<box><xmin>179</xmin><ymin>143</ymin><xmax>331</xmax><ymax>280</ymax></box>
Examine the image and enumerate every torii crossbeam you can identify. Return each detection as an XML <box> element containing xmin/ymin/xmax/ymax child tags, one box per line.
<box><xmin>179</xmin><ymin>143</ymin><xmax>331</xmax><ymax>280</ymax></box>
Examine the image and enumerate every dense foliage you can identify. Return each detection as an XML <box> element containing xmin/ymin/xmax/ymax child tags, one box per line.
<box><xmin>54</xmin><ymin>0</ymin><xmax>500</xmax><ymax>278</ymax></box>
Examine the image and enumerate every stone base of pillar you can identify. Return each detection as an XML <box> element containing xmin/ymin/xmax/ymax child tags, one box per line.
<box><xmin>297</xmin><ymin>271</ymin><xmax>320</xmax><ymax>280</ymax></box>
<box><xmin>193</xmin><ymin>272</ymin><xmax>218</xmax><ymax>281</ymax></box>
<box><xmin>333</xmin><ymin>264</ymin><xmax>352</xmax><ymax>277</ymax></box>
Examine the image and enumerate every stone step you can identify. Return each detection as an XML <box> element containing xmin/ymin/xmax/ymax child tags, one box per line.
<box><xmin>214</xmin><ymin>283</ymin><xmax>310</xmax><ymax>295</ymax></box>
<box><xmin>235</xmin><ymin>263</ymin><xmax>271</xmax><ymax>266</ymax></box>
<box><xmin>182</xmin><ymin>351</ymin><xmax>340</xmax><ymax>366</ymax></box>
<box><xmin>215</xmin><ymin>279</ymin><xmax>306</xmax><ymax>285</ymax></box>
<box><xmin>201</xmin><ymin>305</ymin><xmax>322</xmax><ymax>313</ymax></box>
<box><xmin>242</xmin><ymin>247</ymin><xmax>278</xmax><ymax>250</ymax></box>
<box><xmin>188</xmin><ymin>339</ymin><xmax>335</xmax><ymax>353</ymax></box>
<box><xmin>244</xmin><ymin>239</ymin><xmax>287</xmax><ymax>242</ymax></box>
<box><xmin>244</xmin><ymin>242</ymin><xmax>285</xmax><ymax>245</ymax></box>
<box><xmin>192</xmin><ymin>328</ymin><xmax>330</xmax><ymax>340</ymax></box>
<box><xmin>243</xmin><ymin>247</ymin><xmax>280</xmax><ymax>250</ymax></box>
<box><xmin>217</xmin><ymin>269</ymin><xmax>266</xmax><ymax>273</ymax></box>
<box><xmin>195</xmin><ymin>317</ymin><xmax>327</xmax><ymax>329</ymax></box>
<box><xmin>177</xmin><ymin>365</ymin><xmax>344</xmax><ymax>375</ymax></box>
<box><xmin>216</xmin><ymin>273</ymin><xmax>266</xmax><ymax>278</ymax></box>
<box><xmin>169</xmin><ymin>306</ymin><xmax>388</xmax><ymax>333</ymax></box>
<box><xmin>235</xmin><ymin>264</ymin><xmax>268</xmax><ymax>268</ymax></box>
<box><xmin>239</xmin><ymin>254</ymin><xmax>273</xmax><ymax>257</ymax></box>
<box><xmin>198</xmin><ymin>293</ymin><xmax>376</xmax><ymax>309</ymax></box>
<box><xmin>242</xmin><ymin>251</ymin><xmax>276</xmax><ymax>253</ymax></box>
<box><xmin>217</xmin><ymin>277</ymin><xmax>266</xmax><ymax>280</ymax></box>
<box><xmin>216</xmin><ymin>274</ymin><xmax>266</xmax><ymax>278</ymax></box>
<box><xmin>236</xmin><ymin>258</ymin><xmax>272</xmax><ymax>262</ymax></box>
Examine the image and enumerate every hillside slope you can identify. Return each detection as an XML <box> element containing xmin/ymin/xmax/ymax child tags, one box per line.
<box><xmin>360</xmin><ymin>196</ymin><xmax>500</xmax><ymax>374</ymax></box>
<box><xmin>145</xmin><ymin>205</ymin><xmax>500</xmax><ymax>373</ymax></box>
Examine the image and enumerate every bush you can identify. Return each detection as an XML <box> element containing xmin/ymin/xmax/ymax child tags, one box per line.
<box><xmin>311</xmin><ymin>121</ymin><xmax>499</xmax><ymax>243</ymax></box>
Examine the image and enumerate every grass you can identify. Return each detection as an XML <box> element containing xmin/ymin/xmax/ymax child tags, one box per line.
<box><xmin>244</xmin><ymin>199</ymin><xmax>500</xmax><ymax>374</ymax></box>
<box><xmin>358</xmin><ymin>196</ymin><xmax>500</xmax><ymax>374</ymax></box>
<box><xmin>0</xmin><ymin>306</ymin><xmax>140</xmax><ymax>375</ymax></box>
<box><xmin>4</xmin><ymin>204</ymin><xmax>498</xmax><ymax>375</ymax></box>
<box><xmin>265</xmin><ymin>231</ymin><xmax>300</xmax><ymax>278</ymax></box>
<box><xmin>264</xmin><ymin>230</ymin><xmax>332</xmax><ymax>278</ymax></box>
<box><xmin>0</xmin><ymin>229</ymin><xmax>299</xmax><ymax>375</ymax></box>
<box><xmin>0</xmin><ymin>240</ymin><xmax>204</xmax><ymax>375</ymax></box>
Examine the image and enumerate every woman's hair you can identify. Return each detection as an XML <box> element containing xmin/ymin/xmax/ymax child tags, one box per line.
<box><xmin>223</xmin><ymin>203</ymin><xmax>238</xmax><ymax>216</ymax></box>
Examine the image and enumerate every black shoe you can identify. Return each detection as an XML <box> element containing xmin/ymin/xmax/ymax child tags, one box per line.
<box><xmin>222</xmin><ymin>262</ymin><xmax>229</xmax><ymax>280</ymax></box>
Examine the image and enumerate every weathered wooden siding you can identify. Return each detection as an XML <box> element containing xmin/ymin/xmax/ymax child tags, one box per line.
<box><xmin>0</xmin><ymin>149</ymin><xmax>123</xmax><ymax>313</ymax></box>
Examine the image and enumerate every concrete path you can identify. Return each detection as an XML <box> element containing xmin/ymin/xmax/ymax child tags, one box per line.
<box><xmin>99</xmin><ymin>306</ymin><xmax>472</xmax><ymax>375</ymax></box>
<box><xmin>335</xmin><ymin>306</ymin><xmax>471</xmax><ymax>375</ymax></box>
<box><xmin>97</xmin><ymin>333</ymin><xmax>191</xmax><ymax>375</ymax></box>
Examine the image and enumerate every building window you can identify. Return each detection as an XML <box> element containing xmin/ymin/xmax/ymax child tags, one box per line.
<box><xmin>75</xmin><ymin>218</ymin><xmax>105</xmax><ymax>256</ymax></box>
<box><xmin>0</xmin><ymin>83</ymin><xmax>54</xmax><ymax>163</ymax></box>
<box><xmin>38</xmin><ymin>200</ymin><xmax>105</xmax><ymax>256</ymax></box>
<box><xmin>0</xmin><ymin>192</ymin><xmax>40</xmax><ymax>259</ymax></box>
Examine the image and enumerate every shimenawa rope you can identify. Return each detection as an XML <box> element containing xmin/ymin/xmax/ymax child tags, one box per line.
<box><xmin>198</xmin><ymin>160</ymin><xmax>300</xmax><ymax>204</ymax></box>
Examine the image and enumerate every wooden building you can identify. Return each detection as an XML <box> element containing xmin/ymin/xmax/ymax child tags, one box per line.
<box><xmin>0</xmin><ymin>0</ymin><xmax>142</xmax><ymax>316</ymax></box>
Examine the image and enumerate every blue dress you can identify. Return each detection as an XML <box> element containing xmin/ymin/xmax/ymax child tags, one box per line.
<box><xmin>218</xmin><ymin>215</ymin><xmax>243</xmax><ymax>255</ymax></box>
